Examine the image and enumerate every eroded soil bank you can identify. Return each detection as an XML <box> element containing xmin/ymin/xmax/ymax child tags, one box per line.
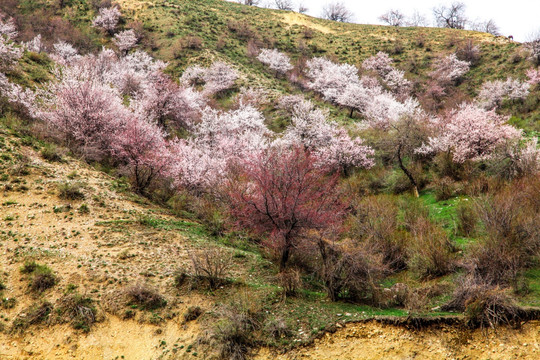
<box><xmin>258</xmin><ymin>320</ymin><xmax>540</xmax><ymax>360</ymax></box>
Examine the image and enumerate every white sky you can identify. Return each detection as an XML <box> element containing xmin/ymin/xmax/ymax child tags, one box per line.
<box><xmin>255</xmin><ymin>1</ymin><xmax>540</xmax><ymax>42</ymax></box>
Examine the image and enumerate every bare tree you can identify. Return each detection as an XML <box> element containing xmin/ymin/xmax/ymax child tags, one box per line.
<box><xmin>433</xmin><ymin>2</ymin><xmax>467</xmax><ymax>29</ymax></box>
<box><xmin>407</xmin><ymin>10</ymin><xmax>429</xmax><ymax>27</ymax></box>
<box><xmin>322</xmin><ymin>2</ymin><xmax>354</xmax><ymax>23</ymax></box>
<box><xmin>274</xmin><ymin>0</ymin><xmax>293</xmax><ymax>11</ymax></box>
<box><xmin>240</xmin><ymin>0</ymin><xmax>260</xmax><ymax>6</ymax></box>
<box><xmin>379</xmin><ymin>9</ymin><xmax>405</xmax><ymax>27</ymax></box>
<box><xmin>298</xmin><ymin>3</ymin><xmax>308</xmax><ymax>14</ymax></box>
<box><xmin>483</xmin><ymin>19</ymin><xmax>501</xmax><ymax>36</ymax></box>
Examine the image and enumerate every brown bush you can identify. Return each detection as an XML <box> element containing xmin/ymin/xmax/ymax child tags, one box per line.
<box><xmin>184</xmin><ymin>35</ymin><xmax>203</xmax><ymax>50</ymax></box>
<box><xmin>264</xmin><ymin>317</ymin><xmax>291</xmax><ymax>339</ymax></box>
<box><xmin>190</xmin><ymin>248</ymin><xmax>232</xmax><ymax>290</ymax></box>
<box><xmin>466</xmin><ymin>187</ymin><xmax>539</xmax><ymax>286</ymax></box>
<box><xmin>276</xmin><ymin>268</ymin><xmax>301</xmax><ymax>298</ymax></box>
<box><xmin>211</xmin><ymin>296</ymin><xmax>262</xmax><ymax>360</ymax></box>
<box><xmin>125</xmin><ymin>284</ymin><xmax>167</xmax><ymax>310</ymax></box>
<box><xmin>184</xmin><ymin>306</ymin><xmax>203</xmax><ymax>322</ymax></box>
<box><xmin>442</xmin><ymin>277</ymin><xmax>520</xmax><ymax>329</ymax></box>
<box><xmin>456</xmin><ymin>200</ymin><xmax>477</xmax><ymax>237</ymax></box>
<box><xmin>407</xmin><ymin>218</ymin><xmax>455</xmax><ymax>279</ymax></box>
<box><xmin>318</xmin><ymin>239</ymin><xmax>387</xmax><ymax>303</ymax></box>
<box><xmin>433</xmin><ymin>176</ymin><xmax>456</xmax><ymax>201</ymax></box>
<box><xmin>456</xmin><ymin>39</ymin><xmax>481</xmax><ymax>65</ymax></box>
<box><xmin>55</xmin><ymin>292</ymin><xmax>97</xmax><ymax>332</ymax></box>
<box><xmin>246</xmin><ymin>39</ymin><xmax>260</xmax><ymax>58</ymax></box>
<box><xmin>348</xmin><ymin>196</ymin><xmax>407</xmax><ymax>271</ymax></box>
<box><xmin>21</xmin><ymin>262</ymin><xmax>58</xmax><ymax>293</ymax></box>
<box><xmin>399</xmin><ymin>197</ymin><xmax>429</xmax><ymax>231</ymax></box>
<box><xmin>12</xmin><ymin>301</ymin><xmax>53</xmax><ymax>333</ymax></box>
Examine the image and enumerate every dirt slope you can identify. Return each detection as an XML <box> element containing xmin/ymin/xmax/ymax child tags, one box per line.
<box><xmin>258</xmin><ymin>320</ymin><xmax>540</xmax><ymax>360</ymax></box>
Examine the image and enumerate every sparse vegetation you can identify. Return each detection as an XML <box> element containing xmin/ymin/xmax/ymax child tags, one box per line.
<box><xmin>20</xmin><ymin>262</ymin><xmax>58</xmax><ymax>293</ymax></box>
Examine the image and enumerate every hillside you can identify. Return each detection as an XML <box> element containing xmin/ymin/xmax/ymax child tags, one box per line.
<box><xmin>0</xmin><ymin>105</ymin><xmax>538</xmax><ymax>360</ymax></box>
<box><xmin>5</xmin><ymin>0</ymin><xmax>539</xmax><ymax>130</ymax></box>
<box><xmin>1</xmin><ymin>0</ymin><xmax>540</xmax><ymax>359</ymax></box>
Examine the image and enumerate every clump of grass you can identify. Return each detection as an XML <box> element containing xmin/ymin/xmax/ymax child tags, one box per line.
<box><xmin>189</xmin><ymin>248</ymin><xmax>232</xmax><ymax>290</ymax></box>
<box><xmin>78</xmin><ymin>203</ymin><xmax>90</xmax><ymax>214</ymax></box>
<box><xmin>211</xmin><ymin>296</ymin><xmax>262</xmax><ymax>360</ymax></box>
<box><xmin>183</xmin><ymin>306</ymin><xmax>203</xmax><ymax>322</ymax></box>
<box><xmin>55</xmin><ymin>292</ymin><xmax>97</xmax><ymax>332</ymax></box>
<box><xmin>58</xmin><ymin>181</ymin><xmax>85</xmax><ymax>200</ymax></box>
<box><xmin>20</xmin><ymin>261</ymin><xmax>58</xmax><ymax>293</ymax></box>
<box><xmin>125</xmin><ymin>283</ymin><xmax>167</xmax><ymax>310</ymax></box>
<box><xmin>12</xmin><ymin>301</ymin><xmax>53</xmax><ymax>333</ymax></box>
<box><xmin>40</xmin><ymin>143</ymin><xmax>63</xmax><ymax>162</ymax></box>
<box><xmin>456</xmin><ymin>200</ymin><xmax>477</xmax><ymax>237</ymax></box>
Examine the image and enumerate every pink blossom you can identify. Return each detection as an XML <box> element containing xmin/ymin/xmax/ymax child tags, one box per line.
<box><xmin>92</xmin><ymin>7</ymin><xmax>122</xmax><ymax>35</ymax></box>
<box><xmin>418</xmin><ymin>103</ymin><xmax>522</xmax><ymax>163</ymax></box>
<box><xmin>50</xmin><ymin>41</ymin><xmax>80</xmax><ymax>66</ymax></box>
<box><xmin>131</xmin><ymin>72</ymin><xmax>205</xmax><ymax>129</ymax></box>
<box><xmin>37</xmin><ymin>78</ymin><xmax>129</xmax><ymax>161</ymax></box>
<box><xmin>362</xmin><ymin>52</ymin><xmax>411</xmax><ymax>97</ymax></box>
<box><xmin>179</xmin><ymin>65</ymin><xmax>206</xmax><ymax>86</ymax></box>
<box><xmin>305</xmin><ymin>57</ymin><xmax>359</xmax><ymax>102</ymax></box>
<box><xmin>111</xmin><ymin>115</ymin><xmax>170</xmax><ymax>193</ymax></box>
<box><xmin>0</xmin><ymin>13</ymin><xmax>17</xmax><ymax>39</ymax></box>
<box><xmin>257</xmin><ymin>48</ymin><xmax>293</xmax><ymax>75</ymax></box>
<box><xmin>113</xmin><ymin>29</ymin><xmax>138</xmax><ymax>54</ymax></box>
<box><xmin>478</xmin><ymin>78</ymin><xmax>530</xmax><ymax>109</ymax></box>
<box><xmin>278</xmin><ymin>98</ymin><xmax>374</xmax><ymax>172</ymax></box>
<box><xmin>0</xmin><ymin>36</ymin><xmax>22</xmax><ymax>70</ymax></box>
<box><xmin>430</xmin><ymin>54</ymin><xmax>470</xmax><ymax>85</ymax></box>
<box><xmin>202</xmin><ymin>61</ymin><xmax>238</xmax><ymax>96</ymax></box>
<box><xmin>24</xmin><ymin>34</ymin><xmax>46</xmax><ymax>53</ymax></box>
<box><xmin>526</xmin><ymin>68</ymin><xmax>540</xmax><ymax>85</ymax></box>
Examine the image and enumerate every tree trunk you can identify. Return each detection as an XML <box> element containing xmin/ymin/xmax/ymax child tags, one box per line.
<box><xmin>349</xmin><ymin>108</ymin><xmax>354</xmax><ymax>118</ymax></box>
<box><xmin>397</xmin><ymin>144</ymin><xmax>419</xmax><ymax>198</ymax></box>
<box><xmin>279</xmin><ymin>233</ymin><xmax>292</xmax><ymax>271</ymax></box>
<box><xmin>279</xmin><ymin>247</ymin><xmax>290</xmax><ymax>272</ymax></box>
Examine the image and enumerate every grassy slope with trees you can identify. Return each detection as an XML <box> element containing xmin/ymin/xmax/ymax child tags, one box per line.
<box><xmin>1</xmin><ymin>0</ymin><xmax>539</xmax><ymax>359</ymax></box>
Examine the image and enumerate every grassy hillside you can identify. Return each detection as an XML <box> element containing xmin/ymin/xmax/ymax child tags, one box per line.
<box><xmin>6</xmin><ymin>0</ymin><xmax>540</xmax><ymax>130</ymax></box>
<box><xmin>1</xmin><ymin>1</ymin><xmax>540</xmax><ymax>359</ymax></box>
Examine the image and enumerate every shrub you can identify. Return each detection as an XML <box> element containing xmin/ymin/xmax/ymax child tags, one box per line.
<box><xmin>183</xmin><ymin>35</ymin><xmax>203</xmax><ymax>50</ymax></box>
<box><xmin>318</xmin><ymin>239</ymin><xmax>387</xmax><ymax>303</ymax></box>
<box><xmin>211</xmin><ymin>297</ymin><xmax>261</xmax><ymax>360</ymax></box>
<box><xmin>263</xmin><ymin>317</ymin><xmax>291</xmax><ymax>339</ymax></box>
<box><xmin>21</xmin><ymin>262</ymin><xmax>58</xmax><ymax>293</ymax></box>
<box><xmin>12</xmin><ymin>301</ymin><xmax>53</xmax><ymax>333</ymax></box>
<box><xmin>55</xmin><ymin>293</ymin><xmax>97</xmax><ymax>332</ymax></box>
<box><xmin>190</xmin><ymin>248</ymin><xmax>232</xmax><ymax>290</ymax></box>
<box><xmin>348</xmin><ymin>195</ymin><xmax>407</xmax><ymax>271</ymax></box>
<box><xmin>276</xmin><ymin>268</ymin><xmax>301</xmax><ymax>298</ymax></box>
<box><xmin>464</xmin><ymin>288</ymin><xmax>520</xmax><ymax>329</ymax></box>
<box><xmin>125</xmin><ymin>284</ymin><xmax>167</xmax><ymax>310</ymax></box>
<box><xmin>442</xmin><ymin>278</ymin><xmax>520</xmax><ymax>329</ymax></box>
<box><xmin>58</xmin><ymin>181</ymin><xmax>85</xmax><ymax>200</ymax></box>
<box><xmin>184</xmin><ymin>306</ymin><xmax>203</xmax><ymax>322</ymax></box>
<box><xmin>467</xmin><ymin>190</ymin><xmax>540</xmax><ymax>286</ymax></box>
<box><xmin>456</xmin><ymin>40</ymin><xmax>481</xmax><ymax>65</ymax></box>
<box><xmin>456</xmin><ymin>201</ymin><xmax>477</xmax><ymax>237</ymax></box>
<box><xmin>399</xmin><ymin>197</ymin><xmax>429</xmax><ymax>231</ymax></box>
<box><xmin>407</xmin><ymin>218</ymin><xmax>455</xmax><ymax>279</ymax></box>
<box><xmin>433</xmin><ymin>176</ymin><xmax>456</xmax><ymax>201</ymax></box>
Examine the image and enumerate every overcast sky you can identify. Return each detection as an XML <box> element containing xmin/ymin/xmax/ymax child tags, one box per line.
<box><xmin>253</xmin><ymin>1</ymin><xmax>540</xmax><ymax>42</ymax></box>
